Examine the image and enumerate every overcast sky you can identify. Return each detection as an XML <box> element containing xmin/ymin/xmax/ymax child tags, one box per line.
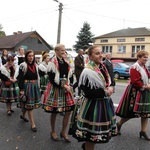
<box><xmin>1</xmin><ymin>0</ymin><xmax>150</xmax><ymax>48</ymax></box>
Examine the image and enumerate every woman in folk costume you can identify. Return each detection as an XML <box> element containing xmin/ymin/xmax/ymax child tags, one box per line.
<box><xmin>14</xmin><ymin>47</ymin><xmax>25</xmax><ymax>68</ymax></box>
<box><xmin>17</xmin><ymin>50</ymin><xmax>41</xmax><ymax>132</ymax></box>
<box><xmin>0</xmin><ymin>56</ymin><xmax>19</xmax><ymax>116</ymax></box>
<box><xmin>14</xmin><ymin>47</ymin><xmax>30</xmax><ymax>123</ymax></box>
<box><xmin>43</xmin><ymin>44</ymin><xmax>75</xmax><ymax>142</ymax></box>
<box><xmin>0</xmin><ymin>49</ymin><xmax>8</xmax><ymax>88</ymax></box>
<box><xmin>72</xmin><ymin>46</ymin><xmax>117</xmax><ymax>150</ymax></box>
<box><xmin>0</xmin><ymin>49</ymin><xmax>8</xmax><ymax>66</ymax></box>
<box><xmin>116</xmin><ymin>50</ymin><xmax>150</xmax><ymax>140</ymax></box>
<box><xmin>38</xmin><ymin>52</ymin><xmax>50</xmax><ymax>95</ymax></box>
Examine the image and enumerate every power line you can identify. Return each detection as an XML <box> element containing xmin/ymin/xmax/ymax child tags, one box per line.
<box><xmin>41</xmin><ymin>11</ymin><xmax>58</xmax><ymax>31</ymax></box>
<box><xmin>1</xmin><ymin>0</ymin><xmax>148</xmax><ymax>25</ymax></box>
<box><xmin>64</xmin><ymin>7</ymin><xmax>150</xmax><ymax>25</ymax></box>
<box><xmin>0</xmin><ymin>7</ymin><xmax>57</xmax><ymax>22</ymax></box>
<box><xmin>63</xmin><ymin>0</ymin><xmax>149</xmax><ymax>12</ymax></box>
<box><xmin>63</xmin><ymin>0</ymin><xmax>132</xmax><ymax>7</ymax></box>
<box><xmin>63</xmin><ymin>12</ymin><xmax>80</xmax><ymax>29</ymax></box>
<box><xmin>0</xmin><ymin>9</ymin><xmax>56</xmax><ymax>23</ymax></box>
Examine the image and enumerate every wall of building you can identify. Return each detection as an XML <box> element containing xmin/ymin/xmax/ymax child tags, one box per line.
<box><xmin>14</xmin><ymin>36</ymin><xmax>49</xmax><ymax>54</ymax></box>
<box><xmin>95</xmin><ymin>36</ymin><xmax>150</xmax><ymax>59</ymax></box>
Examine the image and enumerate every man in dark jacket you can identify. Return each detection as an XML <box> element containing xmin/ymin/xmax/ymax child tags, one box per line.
<box><xmin>73</xmin><ymin>49</ymin><xmax>84</xmax><ymax>96</ymax></box>
<box><xmin>103</xmin><ymin>53</ymin><xmax>115</xmax><ymax>87</ymax></box>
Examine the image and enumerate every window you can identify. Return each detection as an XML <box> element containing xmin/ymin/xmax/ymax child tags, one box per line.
<box><xmin>113</xmin><ymin>63</ymin><xmax>121</xmax><ymax>68</ymax></box>
<box><xmin>102</xmin><ymin>46</ymin><xmax>112</xmax><ymax>53</ymax></box>
<box><xmin>118</xmin><ymin>46</ymin><xmax>126</xmax><ymax>53</ymax></box>
<box><xmin>141</xmin><ymin>45</ymin><xmax>145</xmax><ymax>50</ymax></box>
<box><xmin>117</xmin><ymin>39</ymin><xmax>125</xmax><ymax>42</ymax></box>
<box><xmin>101</xmin><ymin>39</ymin><xmax>108</xmax><ymax>43</ymax></box>
<box><xmin>38</xmin><ymin>39</ymin><xmax>42</xmax><ymax>44</ymax></box>
<box><xmin>131</xmin><ymin>45</ymin><xmax>145</xmax><ymax>57</ymax></box>
<box><xmin>135</xmin><ymin>38</ymin><xmax>145</xmax><ymax>41</ymax></box>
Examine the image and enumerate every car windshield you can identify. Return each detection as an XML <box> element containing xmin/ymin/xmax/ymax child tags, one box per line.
<box><xmin>119</xmin><ymin>63</ymin><xmax>129</xmax><ymax>68</ymax></box>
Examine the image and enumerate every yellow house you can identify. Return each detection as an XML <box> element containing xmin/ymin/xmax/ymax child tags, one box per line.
<box><xmin>94</xmin><ymin>27</ymin><xmax>150</xmax><ymax>62</ymax></box>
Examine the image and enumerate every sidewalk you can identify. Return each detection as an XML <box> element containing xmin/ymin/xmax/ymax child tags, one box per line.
<box><xmin>116</xmin><ymin>81</ymin><xmax>128</xmax><ymax>86</ymax></box>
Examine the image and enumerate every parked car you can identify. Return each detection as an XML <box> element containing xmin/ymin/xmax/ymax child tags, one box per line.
<box><xmin>112</xmin><ymin>62</ymin><xmax>130</xmax><ymax>79</ymax></box>
<box><xmin>111</xmin><ymin>59</ymin><xmax>124</xmax><ymax>63</ymax></box>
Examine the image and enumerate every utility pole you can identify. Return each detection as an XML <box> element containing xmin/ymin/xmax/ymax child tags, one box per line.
<box><xmin>53</xmin><ymin>0</ymin><xmax>63</xmax><ymax>44</ymax></box>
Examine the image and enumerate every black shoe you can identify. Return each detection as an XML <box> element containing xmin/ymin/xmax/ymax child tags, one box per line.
<box><xmin>31</xmin><ymin>127</ymin><xmax>37</xmax><ymax>132</ymax></box>
<box><xmin>10</xmin><ymin>110</ymin><xmax>14</xmax><ymax>113</ymax></box>
<box><xmin>81</xmin><ymin>143</ymin><xmax>85</xmax><ymax>150</ymax></box>
<box><xmin>17</xmin><ymin>103</ymin><xmax>21</xmax><ymax>108</ymax></box>
<box><xmin>20</xmin><ymin>115</ymin><xmax>29</xmax><ymax>122</ymax></box>
<box><xmin>117</xmin><ymin>123</ymin><xmax>122</xmax><ymax>135</ymax></box>
<box><xmin>60</xmin><ymin>112</ymin><xmax>65</xmax><ymax>116</ymax></box>
<box><xmin>139</xmin><ymin>131</ymin><xmax>150</xmax><ymax>141</ymax></box>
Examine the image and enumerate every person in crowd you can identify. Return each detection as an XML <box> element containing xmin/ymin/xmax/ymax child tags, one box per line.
<box><xmin>43</xmin><ymin>44</ymin><xmax>75</xmax><ymax>142</ymax></box>
<box><xmin>72</xmin><ymin>45</ymin><xmax>117</xmax><ymax>150</ymax></box>
<box><xmin>14</xmin><ymin>47</ymin><xmax>25</xmax><ymax>68</ymax></box>
<box><xmin>84</xmin><ymin>49</ymin><xmax>89</xmax><ymax>65</ymax></box>
<box><xmin>35</xmin><ymin>57</ymin><xmax>41</xmax><ymax>65</ymax></box>
<box><xmin>103</xmin><ymin>53</ymin><xmax>115</xmax><ymax>87</ymax></box>
<box><xmin>73</xmin><ymin>49</ymin><xmax>84</xmax><ymax>96</ymax></box>
<box><xmin>63</xmin><ymin>51</ymin><xmax>69</xmax><ymax>61</ymax></box>
<box><xmin>60</xmin><ymin>51</ymin><xmax>75</xmax><ymax>116</ymax></box>
<box><xmin>0</xmin><ymin>56</ymin><xmax>19</xmax><ymax>116</ymax></box>
<box><xmin>14</xmin><ymin>47</ymin><xmax>26</xmax><ymax>120</ymax></box>
<box><xmin>63</xmin><ymin>51</ymin><xmax>74</xmax><ymax>68</ymax></box>
<box><xmin>17</xmin><ymin>50</ymin><xmax>41</xmax><ymax>132</ymax></box>
<box><xmin>38</xmin><ymin>52</ymin><xmax>50</xmax><ymax>95</ymax></box>
<box><xmin>116</xmin><ymin>50</ymin><xmax>150</xmax><ymax>140</ymax></box>
<box><xmin>0</xmin><ymin>49</ymin><xmax>8</xmax><ymax>67</ymax></box>
<box><xmin>60</xmin><ymin>51</ymin><xmax>70</xmax><ymax>117</ymax></box>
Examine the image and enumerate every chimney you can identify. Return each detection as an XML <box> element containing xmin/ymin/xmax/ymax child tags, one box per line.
<box><xmin>18</xmin><ymin>31</ymin><xmax>22</xmax><ymax>34</ymax></box>
<box><xmin>13</xmin><ymin>32</ymin><xmax>17</xmax><ymax>35</ymax></box>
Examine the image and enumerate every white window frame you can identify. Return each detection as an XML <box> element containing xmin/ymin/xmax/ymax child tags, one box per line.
<box><xmin>102</xmin><ymin>46</ymin><xmax>112</xmax><ymax>53</ymax></box>
<box><xmin>118</xmin><ymin>45</ymin><xmax>126</xmax><ymax>53</ymax></box>
<box><xmin>131</xmin><ymin>45</ymin><xmax>145</xmax><ymax>57</ymax></box>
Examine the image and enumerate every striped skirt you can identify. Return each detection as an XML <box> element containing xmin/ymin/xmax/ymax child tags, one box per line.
<box><xmin>0</xmin><ymin>81</ymin><xmax>19</xmax><ymax>103</ymax></box>
<box><xmin>116</xmin><ymin>84</ymin><xmax>150</xmax><ymax>118</ymax></box>
<box><xmin>73</xmin><ymin>97</ymin><xmax>117</xmax><ymax>143</ymax></box>
<box><xmin>40</xmin><ymin>75</ymin><xmax>49</xmax><ymax>94</ymax></box>
<box><xmin>134</xmin><ymin>90</ymin><xmax>150</xmax><ymax>117</ymax></box>
<box><xmin>43</xmin><ymin>83</ymin><xmax>75</xmax><ymax>113</ymax></box>
<box><xmin>68</xmin><ymin>95</ymin><xmax>84</xmax><ymax>135</ymax></box>
<box><xmin>18</xmin><ymin>80</ymin><xmax>41</xmax><ymax>110</ymax></box>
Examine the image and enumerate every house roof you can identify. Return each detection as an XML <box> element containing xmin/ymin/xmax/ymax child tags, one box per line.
<box><xmin>95</xmin><ymin>27</ymin><xmax>150</xmax><ymax>39</ymax></box>
<box><xmin>0</xmin><ymin>31</ymin><xmax>52</xmax><ymax>50</ymax></box>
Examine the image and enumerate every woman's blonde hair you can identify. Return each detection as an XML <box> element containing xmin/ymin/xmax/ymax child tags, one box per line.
<box><xmin>54</xmin><ymin>44</ymin><xmax>65</xmax><ymax>52</ymax></box>
<box><xmin>137</xmin><ymin>50</ymin><xmax>149</xmax><ymax>59</ymax></box>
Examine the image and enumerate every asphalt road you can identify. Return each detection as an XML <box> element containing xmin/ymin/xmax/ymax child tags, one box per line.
<box><xmin>0</xmin><ymin>83</ymin><xmax>150</xmax><ymax>150</ymax></box>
